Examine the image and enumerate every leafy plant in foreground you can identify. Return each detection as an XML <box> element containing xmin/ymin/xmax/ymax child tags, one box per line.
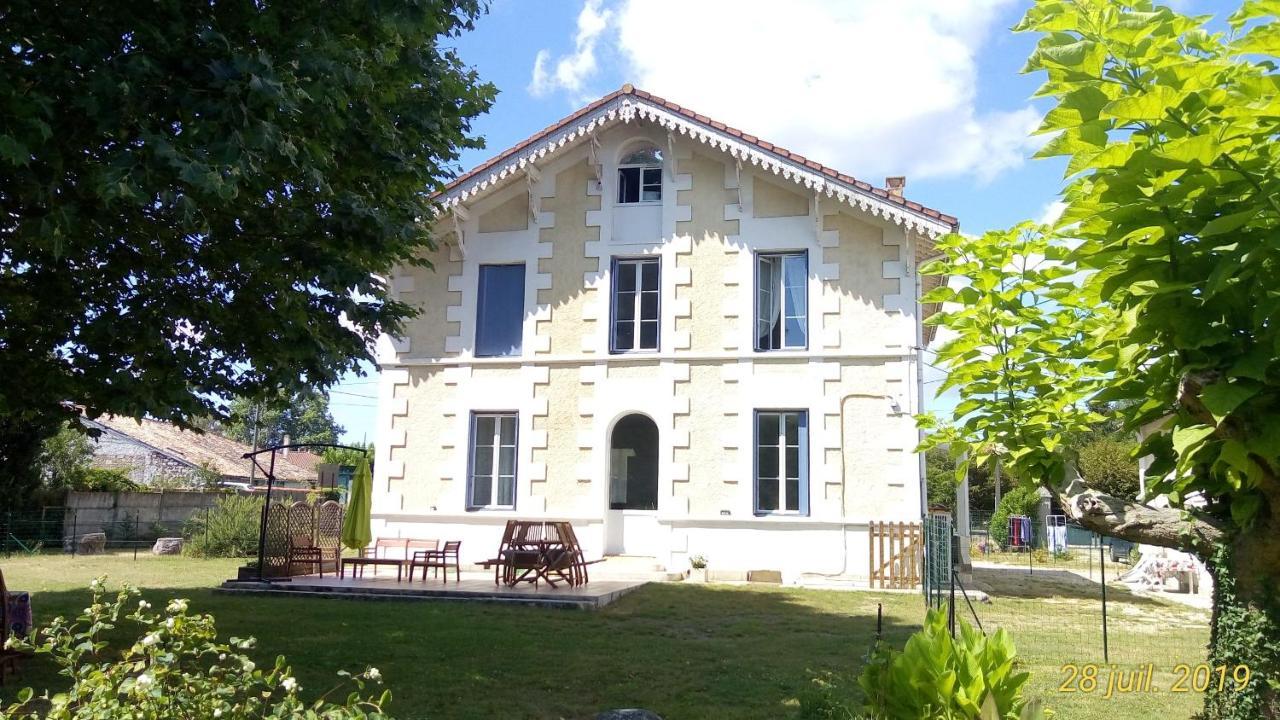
<box><xmin>858</xmin><ymin>610</ymin><xmax>1042</xmax><ymax>720</ymax></box>
<box><xmin>2</xmin><ymin>578</ymin><xmax>390</xmax><ymax>719</ymax></box>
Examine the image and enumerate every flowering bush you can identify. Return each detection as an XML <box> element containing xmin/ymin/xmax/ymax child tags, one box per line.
<box><xmin>2</xmin><ymin>578</ymin><xmax>391</xmax><ymax>719</ymax></box>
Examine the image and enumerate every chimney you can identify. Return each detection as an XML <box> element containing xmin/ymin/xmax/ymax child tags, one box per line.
<box><xmin>885</xmin><ymin>176</ymin><xmax>906</xmax><ymax>199</ymax></box>
<box><xmin>282</xmin><ymin>434</ymin><xmax>290</xmax><ymax>457</ymax></box>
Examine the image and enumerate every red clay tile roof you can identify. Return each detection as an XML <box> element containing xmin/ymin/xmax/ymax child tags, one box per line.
<box><xmin>444</xmin><ymin>84</ymin><xmax>959</xmax><ymax>232</ymax></box>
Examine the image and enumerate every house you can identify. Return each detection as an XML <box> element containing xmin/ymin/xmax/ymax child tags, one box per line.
<box><xmin>370</xmin><ymin>85</ymin><xmax>957</xmax><ymax>583</ymax></box>
<box><xmin>84</xmin><ymin>415</ymin><xmax>315</xmax><ymax>488</ymax></box>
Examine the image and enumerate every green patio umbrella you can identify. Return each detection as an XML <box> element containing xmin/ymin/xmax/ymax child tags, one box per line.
<box><xmin>340</xmin><ymin>458</ymin><xmax>373</xmax><ymax>552</ymax></box>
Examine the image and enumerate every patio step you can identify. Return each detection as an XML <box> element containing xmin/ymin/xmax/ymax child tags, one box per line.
<box><xmin>591</xmin><ymin>555</ymin><xmax>683</xmax><ymax>582</ymax></box>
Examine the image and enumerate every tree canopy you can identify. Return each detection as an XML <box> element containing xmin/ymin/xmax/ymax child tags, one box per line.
<box><xmin>921</xmin><ymin>1</ymin><xmax>1280</xmax><ymax>715</ymax></box>
<box><xmin>0</xmin><ymin>1</ymin><xmax>495</xmax><ymax>504</ymax></box>
<box><xmin>224</xmin><ymin>389</ymin><xmax>344</xmax><ymax>449</ymax></box>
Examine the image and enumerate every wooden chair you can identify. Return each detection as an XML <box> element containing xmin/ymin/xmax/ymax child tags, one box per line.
<box><xmin>409</xmin><ymin>541</ymin><xmax>462</xmax><ymax>583</ymax></box>
<box><xmin>553</xmin><ymin>521</ymin><xmax>591</xmax><ymax>586</ymax></box>
<box><xmin>479</xmin><ymin>520</ymin><xmax>519</xmax><ymax>585</ymax></box>
<box><xmin>504</xmin><ymin>522</ymin><xmax>547</xmax><ymax>586</ymax></box>
<box><xmin>286</xmin><ymin>535</ymin><xmax>325</xmax><ymax>578</ymax></box>
<box><xmin>0</xmin><ymin>568</ymin><xmax>29</xmax><ymax>684</ymax></box>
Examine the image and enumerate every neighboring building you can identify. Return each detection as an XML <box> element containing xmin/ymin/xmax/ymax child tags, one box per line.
<box><xmin>84</xmin><ymin>415</ymin><xmax>315</xmax><ymax>488</ymax></box>
<box><xmin>370</xmin><ymin>85</ymin><xmax>957</xmax><ymax>583</ymax></box>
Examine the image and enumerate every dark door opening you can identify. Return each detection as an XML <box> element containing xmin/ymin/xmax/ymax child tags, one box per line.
<box><xmin>609</xmin><ymin>414</ymin><xmax>659</xmax><ymax>511</ymax></box>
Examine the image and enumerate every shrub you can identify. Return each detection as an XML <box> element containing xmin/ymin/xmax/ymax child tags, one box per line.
<box><xmin>1075</xmin><ymin>437</ymin><xmax>1140</xmax><ymax>500</ymax></box>
<box><xmin>690</xmin><ymin>553</ymin><xmax>708</xmax><ymax>569</ymax></box>
<box><xmin>182</xmin><ymin>494</ymin><xmax>264</xmax><ymax>558</ymax></box>
<box><xmin>75</xmin><ymin>468</ymin><xmax>139</xmax><ymax>492</ymax></box>
<box><xmin>858</xmin><ymin>609</ymin><xmax>1043</xmax><ymax>719</ymax></box>
<box><xmin>988</xmin><ymin>486</ymin><xmax>1041</xmax><ymax>550</ymax></box>
<box><xmin>2</xmin><ymin>578</ymin><xmax>390</xmax><ymax>719</ymax></box>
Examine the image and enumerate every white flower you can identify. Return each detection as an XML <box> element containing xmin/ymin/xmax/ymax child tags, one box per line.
<box><xmin>140</xmin><ymin>633</ymin><xmax>160</xmax><ymax>647</ymax></box>
<box><xmin>218</xmin><ymin>653</ymin><xmax>226</xmax><ymax>661</ymax></box>
<box><xmin>213</xmin><ymin>710</ymin><xmax>222</xmax><ymax>718</ymax></box>
<box><xmin>164</xmin><ymin>618</ymin><xmax>175</xmax><ymax>629</ymax></box>
<box><xmin>243</xmin><ymin>660</ymin><xmax>255</xmax><ymax>672</ymax></box>
<box><xmin>281</xmin><ymin>677</ymin><xmax>298</xmax><ymax>692</ymax></box>
<box><xmin>166</xmin><ymin>599</ymin><xmax>189</xmax><ymax>613</ymax></box>
<box><xmin>138</xmin><ymin>600</ymin><xmax>151</xmax><ymax>610</ymax></box>
<box><xmin>365</xmin><ymin>667</ymin><xmax>381</xmax><ymax>681</ymax></box>
<box><xmin>136</xmin><ymin>673</ymin><xmax>154</xmax><ymax>688</ymax></box>
<box><xmin>90</xmin><ymin>578</ymin><xmax>105</xmax><ymax>592</ymax></box>
<box><xmin>3</xmin><ymin>637</ymin><xmax>15</xmax><ymax>650</ymax></box>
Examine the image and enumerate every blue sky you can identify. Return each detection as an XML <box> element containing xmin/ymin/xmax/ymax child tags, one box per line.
<box><xmin>328</xmin><ymin>0</ymin><xmax>1235</xmax><ymax>442</ymax></box>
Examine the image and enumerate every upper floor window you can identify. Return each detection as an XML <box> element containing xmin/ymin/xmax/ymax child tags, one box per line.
<box><xmin>617</xmin><ymin>145</ymin><xmax>663</xmax><ymax>204</ymax></box>
<box><xmin>611</xmin><ymin>257</ymin><xmax>660</xmax><ymax>352</ymax></box>
<box><xmin>755</xmin><ymin>252</ymin><xmax>808</xmax><ymax>351</ymax></box>
<box><xmin>475</xmin><ymin>264</ymin><xmax>525</xmax><ymax>357</ymax></box>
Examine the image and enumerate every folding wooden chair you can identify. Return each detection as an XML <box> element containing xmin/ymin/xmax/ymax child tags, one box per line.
<box><xmin>286</xmin><ymin>535</ymin><xmax>324</xmax><ymax>577</ymax></box>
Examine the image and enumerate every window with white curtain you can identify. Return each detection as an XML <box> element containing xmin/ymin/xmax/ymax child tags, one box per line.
<box><xmin>755</xmin><ymin>252</ymin><xmax>808</xmax><ymax>350</ymax></box>
<box><xmin>610</xmin><ymin>257</ymin><xmax>660</xmax><ymax>352</ymax></box>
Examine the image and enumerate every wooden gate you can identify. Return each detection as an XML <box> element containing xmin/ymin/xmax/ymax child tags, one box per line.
<box><xmin>870</xmin><ymin>521</ymin><xmax>923</xmax><ymax>589</ymax></box>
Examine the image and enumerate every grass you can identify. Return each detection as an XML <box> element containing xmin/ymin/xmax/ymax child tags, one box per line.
<box><xmin>0</xmin><ymin>552</ymin><xmax>1212</xmax><ymax>719</ymax></box>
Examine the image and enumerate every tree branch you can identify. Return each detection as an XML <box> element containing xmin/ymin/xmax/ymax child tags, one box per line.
<box><xmin>1053</xmin><ymin>477</ymin><xmax>1226</xmax><ymax>557</ymax></box>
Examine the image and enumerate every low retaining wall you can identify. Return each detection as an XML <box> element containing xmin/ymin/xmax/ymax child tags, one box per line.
<box><xmin>61</xmin><ymin>490</ymin><xmax>226</xmax><ymax>546</ymax></box>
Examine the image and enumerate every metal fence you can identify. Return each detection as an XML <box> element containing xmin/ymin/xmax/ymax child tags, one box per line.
<box><xmin>1</xmin><ymin>508</ymin><xmax>209</xmax><ymax>557</ymax></box>
<box><xmin>942</xmin><ymin>518</ymin><xmax>1210</xmax><ymax>671</ymax></box>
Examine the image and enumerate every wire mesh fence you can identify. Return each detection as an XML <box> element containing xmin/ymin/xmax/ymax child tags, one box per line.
<box><xmin>939</xmin><ymin>513</ymin><xmax>1212</xmax><ymax>707</ymax></box>
<box><xmin>1</xmin><ymin>507</ymin><xmax>209</xmax><ymax>557</ymax></box>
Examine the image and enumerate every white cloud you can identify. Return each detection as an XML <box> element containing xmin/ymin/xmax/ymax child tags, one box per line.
<box><xmin>1039</xmin><ymin>201</ymin><xmax>1067</xmax><ymax>226</ymax></box>
<box><xmin>532</xmin><ymin>0</ymin><xmax>1041</xmax><ymax>183</ymax></box>
<box><xmin>528</xmin><ymin>0</ymin><xmax>614</xmax><ymax>99</ymax></box>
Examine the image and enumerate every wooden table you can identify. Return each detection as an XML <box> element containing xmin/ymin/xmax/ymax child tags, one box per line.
<box><xmin>340</xmin><ymin>556</ymin><xmax>404</xmax><ymax>581</ymax></box>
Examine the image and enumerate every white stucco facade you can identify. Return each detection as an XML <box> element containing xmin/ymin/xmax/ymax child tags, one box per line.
<box><xmin>370</xmin><ymin>89</ymin><xmax>955</xmax><ymax>584</ymax></box>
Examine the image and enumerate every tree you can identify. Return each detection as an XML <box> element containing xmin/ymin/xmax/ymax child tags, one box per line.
<box><xmin>0</xmin><ymin>1</ymin><xmax>495</xmax><ymax>506</ymax></box>
<box><xmin>37</xmin><ymin>423</ymin><xmax>95</xmax><ymax>488</ymax></box>
<box><xmin>1075</xmin><ymin>437</ymin><xmax>1140</xmax><ymax>501</ymax></box>
<box><xmin>224</xmin><ymin>389</ymin><xmax>343</xmax><ymax>449</ymax></box>
<box><xmin>923</xmin><ymin>2</ymin><xmax>1280</xmax><ymax>715</ymax></box>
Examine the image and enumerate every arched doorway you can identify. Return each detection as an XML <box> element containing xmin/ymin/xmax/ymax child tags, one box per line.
<box><xmin>605</xmin><ymin>413</ymin><xmax>659</xmax><ymax>555</ymax></box>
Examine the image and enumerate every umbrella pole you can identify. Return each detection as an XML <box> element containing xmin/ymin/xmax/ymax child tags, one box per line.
<box><xmin>255</xmin><ymin>450</ymin><xmax>278</xmax><ymax>582</ymax></box>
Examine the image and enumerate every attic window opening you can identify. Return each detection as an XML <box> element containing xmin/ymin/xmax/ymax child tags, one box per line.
<box><xmin>617</xmin><ymin>145</ymin><xmax>663</xmax><ymax>204</ymax></box>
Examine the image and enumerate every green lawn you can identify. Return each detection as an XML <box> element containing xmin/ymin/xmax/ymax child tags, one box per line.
<box><xmin>0</xmin><ymin>553</ymin><xmax>1211</xmax><ymax>719</ymax></box>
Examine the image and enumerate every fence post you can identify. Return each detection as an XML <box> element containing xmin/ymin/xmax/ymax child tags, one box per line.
<box><xmin>1101</xmin><ymin>540</ymin><xmax>1110</xmax><ymax>663</ymax></box>
<box><xmin>71</xmin><ymin>511</ymin><xmax>78</xmax><ymax>556</ymax></box>
<box><xmin>948</xmin><ymin>568</ymin><xmax>957</xmax><ymax>638</ymax></box>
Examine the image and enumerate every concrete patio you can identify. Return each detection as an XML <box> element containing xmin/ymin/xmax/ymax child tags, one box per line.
<box><xmin>217</xmin><ymin>571</ymin><xmax>647</xmax><ymax>610</ymax></box>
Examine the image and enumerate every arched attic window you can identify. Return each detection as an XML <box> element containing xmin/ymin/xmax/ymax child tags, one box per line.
<box><xmin>617</xmin><ymin>143</ymin><xmax>663</xmax><ymax>204</ymax></box>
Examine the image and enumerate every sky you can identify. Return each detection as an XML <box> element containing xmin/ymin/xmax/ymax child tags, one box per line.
<box><xmin>328</xmin><ymin>0</ymin><xmax>1235</xmax><ymax>443</ymax></box>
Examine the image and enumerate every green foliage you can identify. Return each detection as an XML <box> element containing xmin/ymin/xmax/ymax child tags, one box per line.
<box><xmin>0</xmin><ymin>1</ymin><xmax>495</xmax><ymax>501</ymax></box>
<box><xmin>37</xmin><ymin>424</ymin><xmax>95</xmax><ymax>489</ymax></box>
<box><xmin>182</xmin><ymin>495</ymin><xmax>264</xmax><ymax>558</ymax></box>
<box><xmin>858</xmin><ymin>609</ymin><xmax>1042</xmax><ymax>720</ymax></box>
<box><xmin>797</xmin><ymin>672</ymin><xmax>859</xmax><ymax>720</ymax></box>
<box><xmin>917</xmin><ymin>222</ymin><xmax>1107</xmax><ymax>495</ymax></box>
<box><xmin>74</xmin><ymin>468</ymin><xmax>140</xmax><ymax>493</ymax></box>
<box><xmin>322</xmin><ymin>442</ymin><xmax>372</xmax><ymax>469</ymax></box>
<box><xmin>226</xmin><ymin>389</ymin><xmax>345</xmax><ymax>448</ymax></box>
<box><xmin>1076</xmin><ymin>438</ymin><xmax>1140</xmax><ymax>500</ymax></box>
<box><xmin>1</xmin><ymin>579</ymin><xmax>390</xmax><ymax>718</ymax></box>
<box><xmin>926</xmin><ymin>446</ymin><xmax>1008</xmax><ymax>515</ymax></box>
<box><xmin>989</xmin><ymin>486</ymin><xmax>1043</xmax><ymax>550</ymax></box>
<box><xmin>1015</xmin><ymin>0</ymin><xmax>1280</xmax><ymax>527</ymax></box>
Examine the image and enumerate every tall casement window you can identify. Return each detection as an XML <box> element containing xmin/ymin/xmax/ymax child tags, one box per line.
<box><xmin>475</xmin><ymin>264</ymin><xmax>525</xmax><ymax>357</ymax></box>
<box><xmin>468</xmin><ymin>412</ymin><xmax>517</xmax><ymax>509</ymax></box>
<box><xmin>754</xmin><ymin>410</ymin><xmax>808</xmax><ymax>514</ymax></box>
<box><xmin>610</xmin><ymin>257</ymin><xmax>660</xmax><ymax>352</ymax></box>
<box><xmin>755</xmin><ymin>252</ymin><xmax>808</xmax><ymax>351</ymax></box>
<box><xmin>617</xmin><ymin>145</ymin><xmax>663</xmax><ymax>204</ymax></box>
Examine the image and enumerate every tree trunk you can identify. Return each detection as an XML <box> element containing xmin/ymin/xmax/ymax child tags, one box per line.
<box><xmin>1202</xmin><ymin>521</ymin><xmax>1280</xmax><ymax>719</ymax></box>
